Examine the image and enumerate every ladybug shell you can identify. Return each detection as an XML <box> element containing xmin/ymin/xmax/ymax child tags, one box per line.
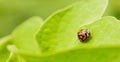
<box><xmin>78</xmin><ymin>29</ymin><xmax>90</xmax><ymax>42</ymax></box>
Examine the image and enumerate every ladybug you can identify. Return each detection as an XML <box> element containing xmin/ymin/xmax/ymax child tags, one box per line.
<box><xmin>78</xmin><ymin>29</ymin><xmax>90</xmax><ymax>42</ymax></box>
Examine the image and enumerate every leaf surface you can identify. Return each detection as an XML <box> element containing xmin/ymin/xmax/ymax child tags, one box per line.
<box><xmin>0</xmin><ymin>36</ymin><xmax>11</xmax><ymax>62</ymax></box>
<box><xmin>11</xmin><ymin>16</ymin><xmax>43</xmax><ymax>54</ymax></box>
<box><xmin>36</xmin><ymin>0</ymin><xmax>108</xmax><ymax>52</ymax></box>
<box><xmin>11</xmin><ymin>16</ymin><xmax>120</xmax><ymax>62</ymax></box>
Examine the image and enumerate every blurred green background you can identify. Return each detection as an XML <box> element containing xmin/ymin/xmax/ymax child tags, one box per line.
<box><xmin>0</xmin><ymin>0</ymin><xmax>119</xmax><ymax>38</ymax></box>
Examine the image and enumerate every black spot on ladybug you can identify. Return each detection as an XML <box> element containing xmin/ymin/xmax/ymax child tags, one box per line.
<box><xmin>78</xmin><ymin>29</ymin><xmax>90</xmax><ymax>42</ymax></box>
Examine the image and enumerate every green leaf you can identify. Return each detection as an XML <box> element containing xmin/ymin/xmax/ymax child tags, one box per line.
<box><xmin>77</xmin><ymin>16</ymin><xmax>120</xmax><ymax>47</ymax></box>
<box><xmin>6</xmin><ymin>45</ymin><xmax>27</xmax><ymax>62</ymax></box>
<box><xmin>0</xmin><ymin>49</ymin><xmax>10</xmax><ymax>62</ymax></box>
<box><xmin>11</xmin><ymin>16</ymin><xmax>43</xmax><ymax>54</ymax></box>
<box><xmin>36</xmin><ymin>0</ymin><xmax>108</xmax><ymax>52</ymax></box>
<box><xmin>7</xmin><ymin>55</ymin><xmax>26</xmax><ymax>62</ymax></box>
<box><xmin>9</xmin><ymin>16</ymin><xmax>120</xmax><ymax>62</ymax></box>
<box><xmin>0</xmin><ymin>36</ymin><xmax>11</xmax><ymax>62</ymax></box>
<box><xmin>0</xmin><ymin>36</ymin><xmax>11</xmax><ymax>52</ymax></box>
<box><xmin>16</xmin><ymin>47</ymin><xmax>120</xmax><ymax>62</ymax></box>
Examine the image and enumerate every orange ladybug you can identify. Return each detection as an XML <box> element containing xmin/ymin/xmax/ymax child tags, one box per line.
<box><xmin>78</xmin><ymin>29</ymin><xmax>90</xmax><ymax>42</ymax></box>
